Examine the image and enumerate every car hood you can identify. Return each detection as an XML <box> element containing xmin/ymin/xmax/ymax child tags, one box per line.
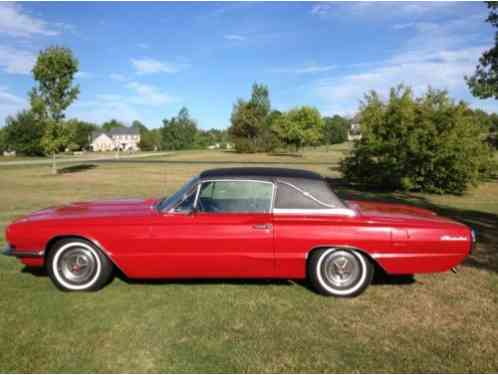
<box><xmin>17</xmin><ymin>198</ymin><xmax>157</xmax><ymax>222</ymax></box>
<box><xmin>347</xmin><ymin>200</ymin><xmax>463</xmax><ymax>226</ymax></box>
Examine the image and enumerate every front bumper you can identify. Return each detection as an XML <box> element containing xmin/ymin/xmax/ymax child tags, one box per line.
<box><xmin>3</xmin><ymin>244</ymin><xmax>43</xmax><ymax>258</ymax></box>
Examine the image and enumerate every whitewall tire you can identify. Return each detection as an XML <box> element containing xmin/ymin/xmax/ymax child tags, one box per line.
<box><xmin>47</xmin><ymin>238</ymin><xmax>113</xmax><ymax>291</ymax></box>
<box><xmin>308</xmin><ymin>248</ymin><xmax>373</xmax><ymax>297</ymax></box>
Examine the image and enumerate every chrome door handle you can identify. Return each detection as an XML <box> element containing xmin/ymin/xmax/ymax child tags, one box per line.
<box><xmin>253</xmin><ymin>223</ymin><xmax>272</xmax><ymax>230</ymax></box>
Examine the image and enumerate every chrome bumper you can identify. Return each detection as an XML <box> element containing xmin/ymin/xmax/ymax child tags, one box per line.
<box><xmin>3</xmin><ymin>244</ymin><xmax>43</xmax><ymax>258</ymax></box>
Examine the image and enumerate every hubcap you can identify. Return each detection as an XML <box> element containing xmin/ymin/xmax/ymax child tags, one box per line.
<box><xmin>58</xmin><ymin>247</ymin><xmax>97</xmax><ymax>285</ymax></box>
<box><xmin>321</xmin><ymin>251</ymin><xmax>361</xmax><ymax>289</ymax></box>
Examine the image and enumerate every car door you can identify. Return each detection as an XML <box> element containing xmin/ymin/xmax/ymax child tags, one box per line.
<box><xmin>148</xmin><ymin>179</ymin><xmax>275</xmax><ymax>278</ymax></box>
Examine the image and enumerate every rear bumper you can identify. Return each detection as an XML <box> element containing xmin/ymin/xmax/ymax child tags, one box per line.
<box><xmin>470</xmin><ymin>229</ymin><xmax>477</xmax><ymax>254</ymax></box>
<box><xmin>3</xmin><ymin>244</ymin><xmax>43</xmax><ymax>258</ymax></box>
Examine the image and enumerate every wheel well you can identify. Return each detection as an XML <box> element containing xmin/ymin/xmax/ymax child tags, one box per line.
<box><xmin>45</xmin><ymin>235</ymin><xmax>101</xmax><ymax>259</ymax></box>
<box><xmin>306</xmin><ymin>246</ymin><xmax>386</xmax><ymax>275</ymax></box>
<box><xmin>44</xmin><ymin>235</ymin><xmax>122</xmax><ymax>273</ymax></box>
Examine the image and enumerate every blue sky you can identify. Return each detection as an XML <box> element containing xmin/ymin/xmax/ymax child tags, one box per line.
<box><xmin>1</xmin><ymin>1</ymin><xmax>497</xmax><ymax>130</ymax></box>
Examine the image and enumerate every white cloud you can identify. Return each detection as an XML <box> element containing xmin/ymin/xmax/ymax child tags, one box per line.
<box><xmin>127</xmin><ymin>82</ymin><xmax>175</xmax><ymax>106</ymax></box>
<box><xmin>314</xmin><ymin>13</ymin><xmax>497</xmax><ymax>115</ymax></box>
<box><xmin>131</xmin><ymin>57</ymin><xmax>186</xmax><ymax>75</ymax></box>
<box><xmin>392</xmin><ymin>22</ymin><xmax>416</xmax><ymax>30</ymax></box>
<box><xmin>224</xmin><ymin>34</ymin><xmax>246</xmax><ymax>41</ymax></box>
<box><xmin>67</xmin><ymin>83</ymin><xmax>177</xmax><ymax>125</ymax></box>
<box><xmin>311</xmin><ymin>2</ymin><xmax>456</xmax><ymax>19</ymax></box>
<box><xmin>109</xmin><ymin>73</ymin><xmax>127</xmax><ymax>82</ymax></box>
<box><xmin>69</xmin><ymin>97</ymin><xmax>141</xmax><ymax>125</ymax></box>
<box><xmin>271</xmin><ymin>64</ymin><xmax>336</xmax><ymax>74</ymax></box>
<box><xmin>0</xmin><ymin>86</ymin><xmax>27</xmax><ymax>125</ymax></box>
<box><xmin>0</xmin><ymin>2</ymin><xmax>59</xmax><ymax>37</ymax></box>
<box><xmin>75</xmin><ymin>71</ymin><xmax>93</xmax><ymax>79</ymax></box>
<box><xmin>0</xmin><ymin>45</ymin><xmax>36</xmax><ymax>74</ymax></box>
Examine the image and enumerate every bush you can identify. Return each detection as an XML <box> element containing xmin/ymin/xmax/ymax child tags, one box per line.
<box><xmin>323</xmin><ymin>115</ymin><xmax>349</xmax><ymax>144</ymax></box>
<box><xmin>340</xmin><ymin>86</ymin><xmax>495</xmax><ymax>194</ymax></box>
<box><xmin>3</xmin><ymin>110</ymin><xmax>46</xmax><ymax>156</ymax></box>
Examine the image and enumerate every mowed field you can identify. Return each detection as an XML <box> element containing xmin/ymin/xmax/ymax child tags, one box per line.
<box><xmin>1</xmin><ymin>146</ymin><xmax>497</xmax><ymax>373</ymax></box>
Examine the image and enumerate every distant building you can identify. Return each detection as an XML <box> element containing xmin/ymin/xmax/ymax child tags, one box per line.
<box><xmin>207</xmin><ymin>142</ymin><xmax>234</xmax><ymax>150</ymax></box>
<box><xmin>348</xmin><ymin>114</ymin><xmax>362</xmax><ymax>141</ymax></box>
<box><xmin>90</xmin><ymin>127</ymin><xmax>140</xmax><ymax>152</ymax></box>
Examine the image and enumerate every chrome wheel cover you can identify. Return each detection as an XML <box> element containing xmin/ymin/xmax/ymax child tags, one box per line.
<box><xmin>57</xmin><ymin>247</ymin><xmax>97</xmax><ymax>285</ymax></box>
<box><xmin>320</xmin><ymin>250</ymin><xmax>361</xmax><ymax>290</ymax></box>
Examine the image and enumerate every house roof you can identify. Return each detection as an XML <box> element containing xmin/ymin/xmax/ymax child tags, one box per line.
<box><xmin>351</xmin><ymin>113</ymin><xmax>361</xmax><ymax>124</ymax></box>
<box><xmin>90</xmin><ymin>130</ymin><xmax>109</xmax><ymax>141</ymax></box>
<box><xmin>108</xmin><ymin>127</ymin><xmax>140</xmax><ymax>135</ymax></box>
<box><xmin>90</xmin><ymin>127</ymin><xmax>139</xmax><ymax>141</ymax></box>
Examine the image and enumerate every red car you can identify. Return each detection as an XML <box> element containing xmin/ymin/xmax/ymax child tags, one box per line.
<box><xmin>3</xmin><ymin>167</ymin><xmax>475</xmax><ymax>297</ymax></box>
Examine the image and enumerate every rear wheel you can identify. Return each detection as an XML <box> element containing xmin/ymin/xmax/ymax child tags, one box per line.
<box><xmin>308</xmin><ymin>248</ymin><xmax>373</xmax><ymax>297</ymax></box>
<box><xmin>47</xmin><ymin>238</ymin><xmax>113</xmax><ymax>291</ymax></box>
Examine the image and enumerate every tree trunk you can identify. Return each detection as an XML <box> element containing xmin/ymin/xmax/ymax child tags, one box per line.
<box><xmin>51</xmin><ymin>152</ymin><xmax>57</xmax><ymax>175</ymax></box>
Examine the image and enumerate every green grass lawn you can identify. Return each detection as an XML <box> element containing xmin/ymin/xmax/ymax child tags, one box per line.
<box><xmin>1</xmin><ymin>147</ymin><xmax>497</xmax><ymax>373</ymax></box>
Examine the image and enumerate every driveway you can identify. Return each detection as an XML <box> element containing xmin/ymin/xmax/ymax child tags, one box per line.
<box><xmin>0</xmin><ymin>152</ymin><xmax>172</xmax><ymax>166</ymax></box>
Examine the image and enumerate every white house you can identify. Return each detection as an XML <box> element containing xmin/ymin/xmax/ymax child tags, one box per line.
<box><xmin>348</xmin><ymin>114</ymin><xmax>362</xmax><ymax>141</ymax></box>
<box><xmin>90</xmin><ymin>127</ymin><xmax>140</xmax><ymax>152</ymax></box>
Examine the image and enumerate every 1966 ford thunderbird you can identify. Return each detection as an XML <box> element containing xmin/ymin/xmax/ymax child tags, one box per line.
<box><xmin>3</xmin><ymin>167</ymin><xmax>475</xmax><ymax>297</ymax></box>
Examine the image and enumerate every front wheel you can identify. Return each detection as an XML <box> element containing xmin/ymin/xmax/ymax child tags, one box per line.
<box><xmin>308</xmin><ymin>248</ymin><xmax>373</xmax><ymax>297</ymax></box>
<box><xmin>47</xmin><ymin>238</ymin><xmax>113</xmax><ymax>291</ymax></box>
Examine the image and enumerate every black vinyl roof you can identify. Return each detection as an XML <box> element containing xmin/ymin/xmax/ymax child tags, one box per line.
<box><xmin>200</xmin><ymin>167</ymin><xmax>322</xmax><ymax>180</ymax></box>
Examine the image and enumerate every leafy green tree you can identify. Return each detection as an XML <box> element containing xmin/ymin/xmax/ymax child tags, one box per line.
<box><xmin>160</xmin><ymin>107</ymin><xmax>199</xmax><ymax>150</ymax></box>
<box><xmin>0</xmin><ymin>127</ymin><xmax>5</xmax><ymax>154</ymax></box>
<box><xmin>130</xmin><ymin>120</ymin><xmax>156</xmax><ymax>151</ymax></box>
<box><xmin>3</xmin><ymin>110</ymin><xmax>46</xmax><ymax>156</ymax></box>
<box><xmin>131</xmin><ymin>120</ymin><xmax>147</xmax><ymax>133</ymax></box>
<box><xmin>229</xmin><ymin>83</ymin><xmax>273</xmax><ymax>152</ymax></box>
<box><xmin>489</xmin><ymin>112</ymin><xmax>498</xmax><ymax>132</ymax></box>
<box><xmin>30</xmin><ymin>46</ymin><xmax>79</xmax><ymax>173</ymax></box>
<box><xmin>340</xmin><ymin>85</ymin><xmax>494</xmax><ymax>194</ymax></box>
<box><xmin>272</xmin><ymin>106</ymin><xmax>323</xmax><ymax>151</ymax></box>
<box><xmin>472</xmin><ymin>109</ymin><xmax>493</xmax><ymax>130</ymax></box>
<box><xmin>102</xmin><ymin>119</ymin><xmax>126</xmax><ymax>132</ymax></box>
<box><xmin>323</xmin><ymin>115</ymin><xmax>350</xmax><ymax>144</ymax></box>
<box><xmin>138</xmin><ymin>128</ymin><xmax>162</xmax><ymax>151</ymax></box>
<box><xmin>466</xmin><ymin>2</ymin><xmax>498</xmax><ymax>99</ymax></box>
<box><xmin>66</xmin><ymin>119</ymin><xmax>97</xmax><ymax>150</ymax></box>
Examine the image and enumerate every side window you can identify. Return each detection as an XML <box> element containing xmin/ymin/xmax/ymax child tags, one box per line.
<box><xmin>197</xmin><ymin>180</ymin><xmax>273</xmax><ymax>213</ymax></box>
<box><xmin>275</xmin><ymin>182</ymin><xmax>324</xmax><ymax>209</ymax></box>
<box><xmin>173</xmin><ymin>189</ymin><xmax>196</xmax><ymax>213</ymax></box>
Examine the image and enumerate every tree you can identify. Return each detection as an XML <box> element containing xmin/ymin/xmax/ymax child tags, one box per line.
<box><xmin>0</xmin><ymin>127</ymin><xmax>5</xmax><ymax>154</ymax></box>
<box><xmin>131</xmin><ymin>120</ymin><xmax>147</xmax><ymax>133</ymax></box>
<box><xmin>229</xmin><ymin>83</ymin><xmax>273</xmax><ymax>152</ymax></box>
<box><xmin>272</xmin><ymin>106</ymin><xmax>323</xmax><ymax>151</ymax></box>
<box><xmin>102</xmin><ymin>119</ymin><xmax>125</xmax><ymax>132</ymax></box>
<box><xmin>340</xmin><ymin>85</ymin><xmax>494</xmax><ymax>194</ymax></box>
<box><xmin>160</xmin><ymin>107</ymin><xmax>199</xmax><ymax>150</ymax></box>
<box><xmin>30</xmin><ymin>46</ymin><xmax>79</xmax><ymax>173</ymax></box>
<box><xmin>66</xmin><ymin>119</ymin><xmax>97</xmax><ymax>150</ymax></box>
<box><xmin>323</xmin><ymin>115</ymin><xmax>350</xmax><ymax>144</ymax></box>
<box><xmin>466</xmin><ymin>2</ymin><xmax>498</xmax><ymax>99</ymax></box>
<box><xmin>3</xmin><ymin>110</ymin><xmax>46</xmax><ymax>156</ymax></box>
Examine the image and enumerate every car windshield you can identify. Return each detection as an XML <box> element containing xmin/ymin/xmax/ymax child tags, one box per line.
<box><xmin>156</xmin><ymin>176</ymin><xmax>199</xmax><ymax>212</ymax></box>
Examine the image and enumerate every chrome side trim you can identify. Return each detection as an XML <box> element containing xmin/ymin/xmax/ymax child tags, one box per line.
<box><xmin>371</xmin><ymin>252</ymin><xmax>462</xmax><ymax>259</ymax></box>
<box><xmin>273</xmin><ymin>208</ymin><xmax>356</xmax><ymax>216</ymax></box>
<box><xmin>3</xmin><ymin>245</ymin><xmax>44</xmax><ymax>258</ymax></box>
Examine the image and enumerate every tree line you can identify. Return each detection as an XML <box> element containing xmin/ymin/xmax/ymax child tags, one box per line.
<box><xmin>228</xmin><ymin>83</ymin><xmax>351</xmax><ymax>153</ymax></box>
